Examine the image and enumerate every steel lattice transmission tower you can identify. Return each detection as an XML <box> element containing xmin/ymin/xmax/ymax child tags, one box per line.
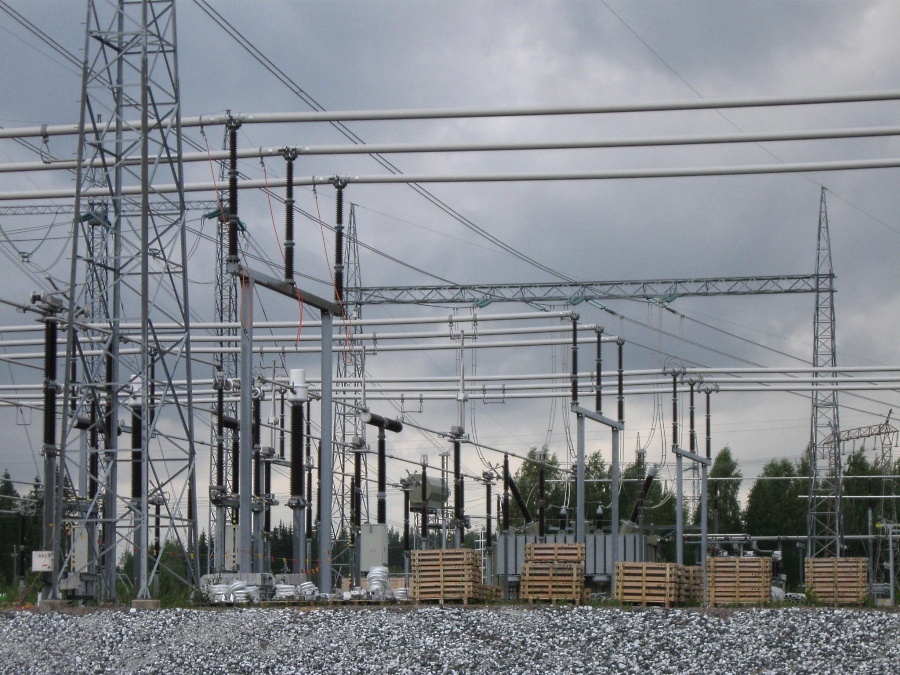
<box><xmin>838</xmin><ymin>416</ymin><xmax>898</xmax><ymax>584</ymax></box>
<box><xmin>51</xmin><ymin>0</ymin><xmax>198</xmax><ymax>601</ymax></box>
<box><xmin>333</xmin><ymin>204</ymin><xmax>366</xmax><ymax>579</ymax></box>
<box><xmin>807</xmin><ymin>188</ymin><xmax>842</xmax><ymax>559</ymax></box>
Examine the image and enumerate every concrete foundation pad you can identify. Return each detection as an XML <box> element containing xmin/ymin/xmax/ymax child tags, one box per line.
<box><xmin>38</xmin><ymin>599</ymin><xmax>69</xmax><ymax>613</ymax></box>
<box><xmin>131</xmin><ymin>599</ymin><xmax>161</xmax><ymax>610</ymax></box>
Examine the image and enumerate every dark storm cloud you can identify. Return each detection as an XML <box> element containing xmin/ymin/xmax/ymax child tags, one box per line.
<box><xmin>0</xmin><ymin>0</ymin><xmax>898</xmax><ymax>506</ymax></box>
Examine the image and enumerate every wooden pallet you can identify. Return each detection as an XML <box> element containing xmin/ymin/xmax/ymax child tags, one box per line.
<box><xmin>679</xmin><ymin>565</ymin><xmax>702</xmax><ymax>605</ymax></box>
<box><xmin>413</xmin><ymin>582</ymin><xmax>489</xmax><ymax>604</ymax></box>
<box><xmin>615</xmin><ymin>562</ymin><xmax>682</xmax><ymax>607</ymax></box>
<box><xmin>525</xmin><ymin>543</ymin><xmax>586</xmax><ymax>565</ymax></box>
<box><xmin>708</xmin><ymin>557</ymin><xmax>772</xmax><ymax>606</ymax></box>
<box><xmin>520</xmin><ymin>562</ymin><xmax>585</xmax><ymax>603</ymax></box>
<box><xmin>805</xmin><ymin>557</ymin><xmax>868</xmax><ymax>605</ymax></box>
<box><xmin>410</xmin><ymin>549</ymin><xmax>488</xmax><ymax>604</ymax></box>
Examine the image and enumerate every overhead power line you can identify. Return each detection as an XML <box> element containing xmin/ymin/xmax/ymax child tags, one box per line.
<box><xmin>191</xmin><ymin>0</ymin><xmax>570</xmax><ymax>284</ymax></box>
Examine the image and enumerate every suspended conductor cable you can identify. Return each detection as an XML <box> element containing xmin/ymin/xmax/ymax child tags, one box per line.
<box><xmin>260</xmin><ymin>156</ymin><xmax>284</xmax><ymax>256</ymax></box>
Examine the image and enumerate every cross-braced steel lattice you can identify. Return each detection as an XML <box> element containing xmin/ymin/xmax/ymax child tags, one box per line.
<box><xmin>807</xmin><ymin>188</ymin><xmax>842</xmax><ymax>559</ymax></box>
<box><xmin>49</xmin><ymin>0</ymin><xmax>198</xmax><ymax>601</ymax></box>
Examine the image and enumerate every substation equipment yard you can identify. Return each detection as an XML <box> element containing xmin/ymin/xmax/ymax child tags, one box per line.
<box><xmin>1</xmin><ymin>3</ymin><xmax>900</xmax><ymax>673</ymax></box>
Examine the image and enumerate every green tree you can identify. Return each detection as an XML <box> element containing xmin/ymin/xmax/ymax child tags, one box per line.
<box><xmin>707</xmin><ymin>447</ymin><xmax>743</xmax><ymax>534</ymax></box>
<box><xmin>744</xmin><ymin>458</ymin><xmax>807</xmax><ymax>588</ymax></box>
<box><xmin>507</xmin><ymin>448</ymin><xmax>565</xmax><ymax>528</ymax></box>
<box><xmin>842</xmin><ymin>447</ymin><xmax>879</xmax><ymax>559</ymax></box>
<box><xmin>583</xmin><ymin>451</ymin><xmax>610</xmax><ymax>530</ymax></box>
<box><xmin>197</xmin><ymin>530</ymin><xmax>211</xmax><ymax>575</ymax></box>
<box><xmin>387</xmin><ymin>527</ymin><xmax>404</xmax><ymax>572</ymax></box>
<box><xmin>0</xmin><ymin>470</ymin><xmax>21</xmax><ymax>585</ymax></box>
<box><xmin>269</xmin><ymin>522</ymin><xmax>294</xmax><ymax>572</ymax></box>
<box><xmin>617</xmin><ymin>456</ymin><xmax>678</xmax><ymax>561</ymax></box>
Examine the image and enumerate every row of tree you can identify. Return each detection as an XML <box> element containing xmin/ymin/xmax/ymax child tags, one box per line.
<box><xmin>0</xmin><ymin>471</ymin><xmax>42</xmax><ymax>589</ymax></box>
<box><xmin>2</xmin><ymin>446</ymin><xmax>896</xmax><ymax>592</ymax></box>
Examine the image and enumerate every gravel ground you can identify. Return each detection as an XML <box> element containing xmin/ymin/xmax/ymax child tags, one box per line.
<box><xmin>1</xmin><ymin>605</ymin><xmax>898</xmax><ymax>674</ymax></box>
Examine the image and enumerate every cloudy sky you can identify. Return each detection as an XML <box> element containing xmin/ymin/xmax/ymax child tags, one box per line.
<box><xmin>1</xmin><ymin>0</ymin><xmax>899</xmax><ymax>533</ymax></box>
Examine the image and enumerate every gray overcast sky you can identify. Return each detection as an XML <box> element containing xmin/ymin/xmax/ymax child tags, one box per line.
<box><xmin>0</xmin><ymin>1</ymin><xmax>898</xmax><ymax>526</ymax></box>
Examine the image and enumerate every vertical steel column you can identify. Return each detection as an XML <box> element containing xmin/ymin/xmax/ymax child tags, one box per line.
<box><xmin>103</xmin><ymin>2</ymin><xmax>126</xmax><ymax>603</ymax></box>
<box><xmin>318</xmin><ymin>310</ymin><xmax>334</xmax><ymax>593</ymax></box>
<box><xmin>595</xmin><ymin>328</ymin><xmax>603</xmax><ymax>413</ymax></box>
<box><xmin>485</xmin><ymin>477</ymin><xmax>493</xmax><ymax>585</ymax></box>
<box><xmin>288</xmin><ymin>369</ymin><xmax>307</xmax><ymax>576</ymax></box>
<box><xmin>130</xmin><ymin>395</ymin><xmax>143</xmax><ymax>587</ymax></box>
<box><xmin>403</xmin><ymin>484</ymin><xmax>410</xmax><ymax>586</ymax></box>
<box><xmin>572</xmin><ymin>315</ymin><xmax>586</xmax><ymax>543</ymax></box>
<box><xmin>306</xmin><ymin>399</ymin><xmax>313</xmax><ymax>570</ymax></box>
<box><xmin>689</xmin><ymin>381</ymin><xmax>697</xmax><ymax>568</ymax></box>
<box><xmin>352</xmin><ymin>442</ymin><xmax>362</xmax><ymax>587</ymax></box>
<box><xmin>238</xmin><ymin>275</ymin><xmax>253</xmax><ymax>572</ymax></box>
<box><xmin>702</xmin><ymin>388</ymin><xmax>711</xmax><ymax>602</ymax></box>
<box><xmin>41</xmin><ymin>317</ymin><xmax>58</xmax><ymax>598</ymax></box>
<box><xmin>102</xmin><ymin>351</ymin><xmax>118</xmax><ymax>599</ymax></box>
<box><xmin>673</xmin><ymin>372</ymin><xmax>683</xmax><ymax>566</ymax></box>
<box><xmin>252</xmin><ymin>391</ymin><xmax>263</xmax><ymax>572</ymax></box>
<box><xmin>610</xmin><ymin>338</ymin><xmax>624</xmax><ymax>593</ymax></box>
<box><xmin>214</xmin><ymin>371</ymin><xmax>225</xmax><ymax>570</ymax></box>
<box><xmin>454</xmin><ymin>437</ymin><xmax>463</xmax><ymax>545</ymax></box>
<box><xmin>421</xmin><ymin>461</ymin><xmax>429</xmax><ymax>545</ymax></box>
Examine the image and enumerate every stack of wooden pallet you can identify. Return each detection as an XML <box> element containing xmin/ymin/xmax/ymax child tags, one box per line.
<box><xmin>520</xmin><ymin>543</ymin><xmax>585</xmax><ymax>604</ymax></box>
<box><xmin>614</xmin><ymin>562</ymin><xmax>683</xmax><ymax>607</ymax></box>
<box><xmin>679</xmin><ymin>565</ymin><xmax>702</xmax><ymax>605</ymax></box>
<box><xmin>805</xmin><ymin>557</ymin><xmax>868</xmax><ymax>605</ymax></box>
<box><xmin>707</xmin><ymin>557</ymin><xmax>772</xmax><ymax>606</ymax></box>
<box><xmin>410</xmin><ymin>549</ymin><xmax>488</xmax><ymax>604</ymax></box>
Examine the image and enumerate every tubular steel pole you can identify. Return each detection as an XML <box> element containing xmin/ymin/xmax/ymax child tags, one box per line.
<box><xmin>572</xmin><ymin>315</ymin><xmax>586</xmax><ymax>543</ymax></box>
<box><xmin>130</xmin><ymin>399</ymin><xmax>143</xmax><ymax>587</ymax></box>
<box><xmin>41</xmin><ymin>317</ymin><xmax>58</xmax><ymax>599</ymax></box>
<box><xmin>305</xmin><ymin>399</ymin><xmax>312</xmax><ymax>568</ymax></box>
<box><xmin>702</xmin><ymin>389</ymin><xmax>711</xmax><ymax>603</ymax></box>
<box><xmin>288</xmin><ymin>369</ymin><xmax>307</xmax><ymax>575</ymax></box>
<box><xmin>485</xmin><ymin>479</ymin><xmax>493</xmax><ymax>585</ymax></box>
<box><xmin>403</xmin><ymin>486</ymin><xmax>410</xmax><ymax>589</ymax></box>
<box><xmin>454</xmin><ymin>438</ymin><xmax>463</xmax><ymax>546</ymax></box>
<box><xmin>238</xmin><ymin>276</ymin><xmax>254</xmax><ymax>573</ymax></box>
<box><xmin>318</xmin><ymin>310</ymin><xmax>334</xmax><ymax>594</ymax></box>
<box><xmin>214</xmin><ymin>372</ymin><xmax>225</xmax><ymax>571</ymax></box>
<box><xmin>673</xmin><ymin>372</ymin><xmax>683</xmax><ymax>566</ymax></box>
<box><xmin>252</xmin><ymin>393</ymin><xmax>263</xmax><ymax>572</ymax></box>
<box><xmin>610</xmin><ymin>338</ymin><xmax>624</xmax><ymax>592</ymax></box>
<box><xmin>421</xmin><ymin>462</ymin><xmax>429</xmax><ymax>546</ymax></box>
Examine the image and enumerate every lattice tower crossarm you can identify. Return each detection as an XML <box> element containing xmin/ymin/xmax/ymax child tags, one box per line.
<box><xmin>352</xmin><ymin>275</ymin><xmax>820</xmax><ymax>305</ymax></box>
